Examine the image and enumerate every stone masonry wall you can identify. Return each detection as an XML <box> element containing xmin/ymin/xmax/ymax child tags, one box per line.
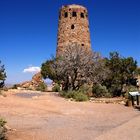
<box><xmin>56</xmin><ymin>4</ymin><xmax>91</xmax><ymax>56</ymax></box>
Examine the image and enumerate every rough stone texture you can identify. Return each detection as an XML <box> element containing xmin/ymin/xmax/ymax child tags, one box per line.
<box><xmin>56</xmin><ymin>4</ymin><xmax>91</xmax><ymax>56</ymax></box>
<box><xmin>18</xmin><ymin>73</ymin><xmax>44</xmax><ymax>90</ymax></box>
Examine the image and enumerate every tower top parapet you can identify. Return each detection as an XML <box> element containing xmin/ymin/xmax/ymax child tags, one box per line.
<box><xmin>62</xmin><ymin>4</ymin><xmax>87</xmax><ymax>9</ymax></box>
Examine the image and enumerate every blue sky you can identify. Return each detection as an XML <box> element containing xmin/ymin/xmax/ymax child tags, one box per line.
<box><xmin>0</xmin><ymin>0</ymin><xmax>140</xmax><ymax>84</ymax></box>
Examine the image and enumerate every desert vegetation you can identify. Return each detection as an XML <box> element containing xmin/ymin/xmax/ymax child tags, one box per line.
<box><xmin>103</xmin><ymin>52</ymin><xmax>138</xmax><ymax>97</ymax></box>
<box><xmin>52</xmin><ymin>83</ymin><xmax>60</xmax><ymax>92</ymax></box>
<box><xmin>41</xmin><ymin>44</ymin><xmax>139</xmax><ymax>101</ymax></box>
<box><xmin>0</xmin><ymin>61</ymin><xmax>7</xmax><ymax>140</ymax></box>
<box><xmin>0</xmin><ymin>118</ymin><xmax>7</xmax><ymax>140</ymax></box>
<box><xmin>36</xmin><ymin>82</ymin><xmax>47</xmax><ymax>92</ymax></box>
<box><xmin>0</xmin><ymin>61</ymin><xmax>6</xmax><ymax>93</ymax></box>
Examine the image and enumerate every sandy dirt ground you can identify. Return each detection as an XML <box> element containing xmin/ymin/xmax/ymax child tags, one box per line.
<box><xmin>0</xmin><ymin>90</ymin><xmax>140</xmax><ymax>140</ymax></box>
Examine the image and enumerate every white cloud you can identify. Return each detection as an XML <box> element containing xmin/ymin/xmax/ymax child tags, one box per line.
<box><xmin>23</xmin><ymin>66</ymin><xmax>41</xmax><ymax>73</ymax></box>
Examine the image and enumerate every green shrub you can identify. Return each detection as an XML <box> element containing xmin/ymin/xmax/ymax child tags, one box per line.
<box><xmin>12</xmin><ymin>84</ymin><xmax>18</xmax><ymax>89</ymax></box>
<box><xmin>52</xmin><ymin>84</ymin><xmax>60</xmax><ymax>92</ymax></box>
<box><xmin>60</xmin><ymin>90</ymin><xmax>88</xmax><ymax>102</ymax></box>
<box><xmin>0</xmin><ymin>118</ymin><xmax>7</xmax><ymax>140</ymax></box>
<box><xmin>92</xmin><ymin>84</ymin><xmax>111</xmax><ymax>98</ymax></box>
<box><xmin>60</xmin><ymin>90</ymin><xmax>74</xmax><ymax>98</ymax></box>
<box><xmin>36</xmin><ymin>83</ymin><xmax>47</xmax><ymax>92</ymax></box>
<box><xmin>73</xmin><ymin>92</ymin><xmax>88</xmax><ymax>101</ymax></box>
<box><xmin>78</xmin><ymin>84</ymin><xmax>92</xmax><ymax>96</ymax></box>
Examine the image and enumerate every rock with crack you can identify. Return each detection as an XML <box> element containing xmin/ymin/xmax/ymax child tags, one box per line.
<box><xmin>18</xmin><ymin>73</ymin><xmax>46</xmax><ymax>90</ymax></box>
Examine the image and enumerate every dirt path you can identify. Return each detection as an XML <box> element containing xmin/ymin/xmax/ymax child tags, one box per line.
<box><xmin>0</xmin><ymin>91</ymin><xmax>139</xmax><ymax>140</ymax></box>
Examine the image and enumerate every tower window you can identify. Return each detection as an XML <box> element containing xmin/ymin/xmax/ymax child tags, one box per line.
<box><xmin>64</xmin><ymin>12</ymin><xmax>68</xmax><ymax>18</ymax></box>
<box><xmin>72</xmin><ymin>12</ymin><xmax>77</xmax><ymax>17</ymax></box>
<box><xmin>71</xmin><ymin>24</ymin><xmax>75</xmax><ymax>29</ymax></box>
<box><xmin>81</xmin><ymin>44</ymin><xmax>84</xmax><ymax>46</ymax></box>
<box><xmin>81</xmin><ymin>13</ymin><xmax>84</xmax><ymax>18</ymax></box>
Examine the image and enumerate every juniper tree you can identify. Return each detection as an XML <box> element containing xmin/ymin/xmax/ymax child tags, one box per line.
<box><xmin>0</xmin><ymin>61</ymin><xmax>6</xmax><ymax>89</ymax></box>
<box><xmin>41</xmin><ymin>43</ymin><xmax>108</xmax><ymax>91</ymax></box>
<box><xmin>103</xmin><ymin>52</ymin><xmax>137</xmax><ymax>96</ymax></box>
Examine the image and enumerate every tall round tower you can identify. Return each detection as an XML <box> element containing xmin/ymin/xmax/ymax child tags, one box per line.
<box><xmin>56</xmin><ymin>4</ymin><xmax>91</xmax><ymax>56</ymax></box>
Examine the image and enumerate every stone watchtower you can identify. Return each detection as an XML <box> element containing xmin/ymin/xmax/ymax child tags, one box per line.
<box><xmin>56</xmin><ymin>4</ymin><xmax>91</xmax><ymax>56</ymax></box>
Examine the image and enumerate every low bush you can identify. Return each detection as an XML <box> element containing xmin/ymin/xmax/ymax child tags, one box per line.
<box><xmin>52</xmin><ymin>84</ymin><xmax>60</xmax><ymax>92</ymax></box>
<box><xmin>36</xmin><ymin>83</ymin><xmax>47</xmax><ymax>92</ymax></box>
<box><xmin>60</xmin><ymin>90</ymin><xmax>88</xmax><ymax>102</ymax></box>
<box><xmin>73</xmin><ymin>92</ymin><xmax>89</xmax><ymax>101</ymax></box>
<box><xmin>12</xmin><ymin>84</ymin><xmax>18</xmax><ymax>89</ymax></box>
<box><xmin>60</xmin><ymin>90</ymin><xmax>75</xmax><ymax>98</ymax></box>
<box><xmin>78</xmin><ymin>84</ymin><xmax>92</xmax><ymax>96</ymax></box>
<box><xmin>92</xmin><ymin>84</ymin><xmax>112</xmax><ymax>98</ymax></box>
<box><xmin>0</xmin><ymin>118</ymin><xmax>7</xmax><ymax>140</ymax></box>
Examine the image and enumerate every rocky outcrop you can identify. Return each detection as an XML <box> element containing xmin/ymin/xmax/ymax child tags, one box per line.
<box><xmin>18</xmin><ymin>73</ymin><xmax>45</xmax><ymax>90</ymax></box>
